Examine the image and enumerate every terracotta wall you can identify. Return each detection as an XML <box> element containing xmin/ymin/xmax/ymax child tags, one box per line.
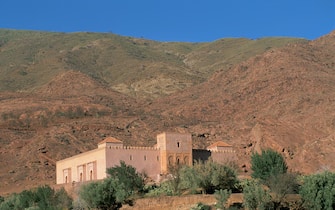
<box><xmin>105</xmin><ymin>147</ymin><xmax>161</xmax><ymax>181</ymax></box>
<box><xmin>193</xmin><ymin>149</ymin><xmax>236</xmax><ymax>165</ymax></box>
<box><xmin>210</xmin><ymin>150</ymin><xmax>237</xmax><ymax>165</ymax></box>
<box><xmin>157</xmin><ymin>132</ymin><xmax>193</xmax><ymax>173</ymax></box>
<box><xmin>56</xmin><ymin>148</ymin><xmax>106</xmax><ymax>184</ymax></box>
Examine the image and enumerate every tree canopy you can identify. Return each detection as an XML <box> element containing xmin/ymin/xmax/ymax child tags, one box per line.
<box><xmin>79</xmin><ymin>161</ymin><xmax>145</xmax><ymax>210</ymax></box>
<box><xmin>299</xmin><ymin>171</ymin><xmax>335</xmax><ymax>210</ymax></box>
<box><xmin>251</xmin><ymin>149</ymin><xmax>287</xmax><ymax>181</ymax></box>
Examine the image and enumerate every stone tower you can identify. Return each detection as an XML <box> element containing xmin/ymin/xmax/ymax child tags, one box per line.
<box><xmin>156</xmin><ymin>132</ymin><xmax>193</xmax><ymax>174</ymax></box>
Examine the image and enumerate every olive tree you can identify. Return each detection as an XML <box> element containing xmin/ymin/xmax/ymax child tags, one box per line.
<box><xmin>180</xmin><ymin>160</ymin><xmax>238</xmax><ymax>194</ymax></box>
<box><xmin>242</xmin><ymin>179</ymin><xmax>272</xmax><ymax>210</ymax></box>
<box><xmin>299</xmin><ymin>171</ymin><xmax>335</xmax><ymax>210</ymax></box>
<box><xmin>251</xmin><ymin>149</ymin><xmax>287</xmax><ymax>181</ymax></box>
<box><xmin>80</xmin><ymin>161</ymin><xmax>145</xmax><ymax>209</ymax></box>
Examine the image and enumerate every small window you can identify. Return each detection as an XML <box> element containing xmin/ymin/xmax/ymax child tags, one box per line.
<box><xmin>90</xmin><ymin>170</ymin><xmax>93</xmax><ymax>180</ymax></box>
<box><xmin>157</xmin><ymin>156</ymin><xmax>159</xmax><ymax>161</ymax></box>
<box><xmin>130</xmin><ymin>155</ymin><xmax>132</xmax><ymax>160</ymax></box>
<box><xmin>177</xmin><ymin>142</ymin><xmax>180</xmax><ymax>148</ymax></box>
<box><xmin>144</xmin><ymin>155</ymin><xmax>146</xmax><ymax>161</ymax></box>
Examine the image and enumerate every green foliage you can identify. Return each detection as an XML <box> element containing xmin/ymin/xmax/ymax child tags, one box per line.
<box><xmin>0</xmin><ymin>185</ymin><xmax>72</xmax><ymax>210</ymax></box>
<box><xmin>145</xmin><ymin>161</ymin><xmax>238</xmax><ymax>197</ymax></box>
<box><xmin>214</xmin><ymin>189</ymin><xmax>231</xmax><ymax>210</ymax></box>
<box><xmin>166</xmin><ymin>164</ymin><xmax>184</xmax><ymax>195</ymax></box>
<box><xmin>299</xmin><ymin>171</ymin><xmax>335</xmax><ymax>210</ymax></box>
<box><xmin>54</xmin><ymin>187</ymin><xmax>73</xmax><ymax>209</ymax></box>
<box><xmin>242</xmin><ymin>179</ymin><xmax>272</xmax><ymax>210</ymax></box>
<box><xmin>106</xmin><ymin>160</ymin><xmax>145</xmax><ymax>194</ymax></box>
<box><xmin>188</xmin><ymin>160</ymin><xmax>238</xmax><ymax>194</ymax></box>
<box><xmin>79</xmin><ymin>179</ymin><xmax>126</xmax><ymax>210</ymax></box>
<box><xmin>145</xmin><ymin>181</ymin><xmax>175</xmax><ymax>197</ymax></box>
<box><xmin>266</xmin><ymin>172</ymin><xmax>300</xmax><ymax>209</ymax></box>
<box><xmin>251</xmin><ymin>149</ymin><xmax>287</xmax><ymax>181</ymax></box>
<box><xmin>80</xmin><ymin>161</ymin><xmax>145</xmax><ymax>209</ymax></box>
<box><xmin>179</xmin><ymin>164</ymin><xmax>202</xmax><ymax>194</ymax></box>
<box><xmin>190</xmin><ymin>202</ymin><xmax>211</xmax><ymax>210</ymax></box>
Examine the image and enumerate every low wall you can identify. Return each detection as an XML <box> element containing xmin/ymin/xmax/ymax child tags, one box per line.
<box><xmin>121</xmin><ymin>194</ymin><xmax>244</xmax><ymax>210</ymax></box>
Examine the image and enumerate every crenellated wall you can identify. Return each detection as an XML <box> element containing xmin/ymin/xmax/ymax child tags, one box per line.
<box><xmin>56</xmin><ymin>132</ymin><xmax>237</xmax><ymax>185</ymax></box>
<box><xmin>105</xmin><ymin>146</ymin><xmax>161</xmax><ymax>181</ymax></box>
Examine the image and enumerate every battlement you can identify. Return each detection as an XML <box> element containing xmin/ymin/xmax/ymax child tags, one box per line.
<box><xmin>56</xmin><ymin>132</ymin><xmax>237</xmax><ymax>184</ymax></box>
<box><xmin>106</xmin><ymin>146</ymin><xmax>159</xmax><ymax>151</ymax></box>
<box><xmin>207</xmin><ymin>149</ymin><xmax>235</xmax><ymax>153</ymax></box>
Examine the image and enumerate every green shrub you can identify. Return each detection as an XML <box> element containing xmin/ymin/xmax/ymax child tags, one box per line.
<box><xmin>0</xmin><ymin>185</ymin><xmax>72</xmax><ymax>210</ymax></box>
<box><xmin>242</xmin><ymin>179</ymin><xmax>272</xmax><ymax>210</ymax></box>
<box><xmin>80</xmin><ymin>179</ymin><xmax>125</xmax><ymax>210</ymax></box>
<box><xmin>145</xmin><ymin>181</ymin><xmax>175</xmax><ymax>197</ymax></box>
<box><xmin>251</xmin><ymin>149</ymin><xmax>287</xmax><ymax>181</ymax></box>
<box><xmin>79</xmin><ymin>161</ymin><xmax>145</xmax><ymax>209</ymax></box>
<box><xmin>299</xmin><ymin>171</ymin><xmax>335</xmax><ymax>210</ymax></box>
<box><xmin>214</xmin><ymin>189</ymin><xmax>231</xmax><ymax>210</ymax></box>
<box><xmin>106</xmin><ymin>160</ymin><xmax>145</xmax><ymax>195</ymax></box>
<box><xmin>190</xmin><ymin>202</ymin><xmax>211</xmax><ymax>210</ymax></box>
<box><xmin>181</xmin><ymin>160</ymin><xmax>238</xmax><ymax>194</ymax></box>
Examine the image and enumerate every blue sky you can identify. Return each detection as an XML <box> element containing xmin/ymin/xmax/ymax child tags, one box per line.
<box><xmin>1</xmin><ymin>0</ymin><xmax>335</xmax><ymax>42</ymax></box>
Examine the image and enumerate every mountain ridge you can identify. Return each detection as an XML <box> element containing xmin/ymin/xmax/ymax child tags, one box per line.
<box><xmin>0</xmin><ymin>29</ymin><xmax>334</xmax><ymax>195</ymax></box>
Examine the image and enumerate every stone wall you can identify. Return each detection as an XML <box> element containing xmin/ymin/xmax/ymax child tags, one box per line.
<box><xmin>121</xmin><ymin>194</ymin><xmax>244</xmax><ymax>210</ymax></box>
<box><xmin>105</xmin><ymin>146</ymin><xmax>161</xmax><ymax>181</ymax></box>
<box><xmin>56</xmin><ymin>148</ymin><xmax>106</xmax><ymax>184</ymax></box>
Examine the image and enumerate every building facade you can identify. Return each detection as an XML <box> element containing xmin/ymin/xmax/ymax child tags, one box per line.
<box><xmin>56</xmin><ymin>132</ymin><xmax>235</xmax><ymax>184</ymax></box>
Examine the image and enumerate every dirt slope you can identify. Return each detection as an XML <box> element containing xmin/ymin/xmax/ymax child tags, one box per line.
<box><xmin>0</xmin><ymin>30</ymin><xmax>334</xmax><ymax>195</ymax></box>
<box><xmin>147</xmin><ymin>30</ymin><xmax>335</xmax><ymax>173</ymax></box>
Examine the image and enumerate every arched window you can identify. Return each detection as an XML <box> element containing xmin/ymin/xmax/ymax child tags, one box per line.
<box><xmin>184</xmin><ymin>156</ymin><xmax>189</xmax><ymax>164</ymax></box>
<box><xmin>176</xmin><ymin>157</ymin><xmax>180</xmax><ymax>165</ymax></box>
<box><xmin>168</xmin><ymin>156</ymin><xmax>173</xmax><ymax>165</ymax></box>
<box><xmin>177</xmin><ymin>142</ymin><xmax>180</xmax><ymax>148</ymax></box>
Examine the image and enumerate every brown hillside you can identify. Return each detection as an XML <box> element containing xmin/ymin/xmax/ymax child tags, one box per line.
<box><xmin>0</xmin><ymin>30</ymin><xmax>333</xmax><ymax>195</ymax></box>
<box><xmin>0</xmin><ymin>29</ymin><xmax>305</xmax><ymax>98</ymax></box>
<box><xmin>147</xmin><ymin>30</ymin><xmax>335</xmax><ymax>174</ymax></box>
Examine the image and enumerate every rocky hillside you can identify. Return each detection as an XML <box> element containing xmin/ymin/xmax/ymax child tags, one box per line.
<box><xmin>147</xmin><ymin>30</ymin><xmax>335</xmax><ymax>173</ymax></box>
<box><xmin>0</xmin><ymin>29</ymin><xmax>334</xmax><ymax>195</ymax></box>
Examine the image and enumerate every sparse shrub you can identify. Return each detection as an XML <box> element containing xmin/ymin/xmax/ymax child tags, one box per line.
<box><xmin>242</xmin><ymin>179</ymin><xmax>272</xmax><ymax>210</ymax></box>
<box><xmin>266</xmin><ymin>172</ymin><xmax>300</xmax><ymax>209</ymax></box>
<box><xmin>166</xmin><ymin>163</ymin><xmax>184</xmax><ymax>195</ymax></box>
<box><xmin>215</xmin><ymin>189</ymin><xmax>231</xmax><ymax>210</ymax></box>
<box><xmin>145</xmin><ymin>181</ymin><xmax>175</xmax><ymax>197</ymax></box>
<box><xmin>191</xmin><ymin>202</ymin><xmax>211</xmax><ymax>210</ymax></box>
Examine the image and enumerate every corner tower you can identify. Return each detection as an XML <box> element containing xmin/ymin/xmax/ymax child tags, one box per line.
<box><xmin>156</xmin><ymin>132</ymin><xmax>192</xmax><ymax>174</ymax></box>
